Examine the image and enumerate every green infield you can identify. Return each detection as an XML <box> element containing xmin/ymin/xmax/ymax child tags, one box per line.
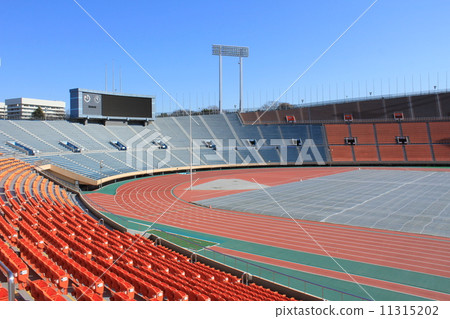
<box><xmin>145</xmin><ymin>229</ymin><xmax>218</xmax><ymax>251</ymax></box>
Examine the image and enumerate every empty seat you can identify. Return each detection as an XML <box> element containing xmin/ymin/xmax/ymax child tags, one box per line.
<box><xmin>401</xmin><ymin>122</ymin><xmax>430</xmax><ymax>143</ymax></box>
<box><xmin>27</xmin><ymin>280</ymin><xmax>67</xmax><ymax>301</ymax></box>
<box><xmin>329</xmin><ymin>145</ymin><xmax>353</xmax><ymax>161</ymax></box>
<box><xmin>378</xmin><ymin>145</ymin><xmax>405</xmax><ymax>161</ymax></box>
<box><xmin>405</xmin><ymin>145</ymin><xmax>433</xmax><ymax>161</ymax></box>
<box><xmin>72</xmin><ymin>285</ymin><xmax>104</xmax><ymax>301</ymax></box>
<box><xmin>350</xmin><ymin>124</ymin><xmax>376</xmax><ymax>144</ymax></box>
<box><xmin>429</xmin><ymin>122</ymin><xmax>450</xmax><ymax>144</ymax></box>
<box><xmin>0</xmin><ymin>216</ymin><xmax>18</xmax><ymax>244</ymax></box>
<box><xmin>0</xmin><ymin>288</ymin><xmax>9</xmax><ymax>301</ymax></box>
<box><xmin>110</xmin><ymin>291</ymin><xmax>135</xmax><ymax>301</ymax></box>
<box><xmin>353</xmin><ymin>145</ymin><xmax>379</xmax><ymax>162</ymax></box>
<box><xmin>375</xmin><ymin>123</ymin><xmax>401</xmax><ymax>144</ymax></box>
<box><xmin>0</xmin><ymin>240</ymin><xmax>29</xmax><ymax>289</ymax></box>
<box><xmin>325</xmin><ymin>125</ymin><xmax>349</xmax><ymax>145</ymax></box>
<box><xmin>432</xmin><ymin>144</ymin><xmax>450</xmax><ymax>161</ymax></box>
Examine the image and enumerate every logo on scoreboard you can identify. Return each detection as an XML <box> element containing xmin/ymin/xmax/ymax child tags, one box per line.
<box><xmin>82</xmin><ymin>93</ymin><xmax>102</xmax><ymax>116</ymax></box>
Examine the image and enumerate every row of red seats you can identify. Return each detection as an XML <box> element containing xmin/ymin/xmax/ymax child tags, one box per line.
<box><xmin>56</xmin><ymin>230</ymin><xmax>92</xmax><ymax>257</ymax></box>
<box><xmin>70</xmin><ymin>251</ymin><xmax>135</xmax><ymax>299</ymax></box>
<box><xmin>17</xmin><ymin>239</ymin><xmax>69</xmax><ymax>293</ymax></box>
<box><xmin>121</xmin><ymin>236</ymin><xmax>234</xmax><ymax>284</ymax></box>
<box><xmin>39</xmin><ymin>227</ymin><xmax>69</xmax><ymax>254</ymax></box>
<box><xmin>198</xmin><ymin>262</ymin><xmax>240</xmax><ymax>283</ymax></box>
<box><xmin>34</xmin><ymin>205</ymin><xmax>54</xmax><ymax>223</ymax></box>
<box><xmin>26</xmin><ymin>280</ymin><xmax>66</xmax><ymax>301</ymax></box>
<box><xmin>249</xmin><ymin>283</ymin><xmax>293</xmax><ymax>300</ymax></box>
<box><xmin>0</xmin><ymin>214</ymin><xmax>18</xmax><ymax>245</ymax></box>
<box><xmin>14</xmin><ymin>169</ymin><xmax>32</xmax><ymax>204</ymax></box>
<box><xmin>46</xmin><ymin>180</ymin><xmax>59</xmax><ymax>204</ymax></box>
<box><xmin>72</xmin><ymin>285</ymin><xmax>103</xmax><ymax>301</ymax></box>
<box><xmin>35</xmin><ymin>214</ymin><xmax>57</xmax><ymax>233</ymax></box>
<box><xmin>117</xmin><ymin>238</ymin><xmax>289</xmax><ymax>301</ymax></box>
<box><xmin>122</xmin><ymin>262</ymin><xmax>201</xmax><ymax>301</ymax></box>
<box><xmin>94</xmin><ymin>227</ymin><xmax>286</xmax><ymax>300</ymax></box>
<box><xmin>3</xmin><ymin>172</ymin><xmax>30</xmax><ymax>209</ymax></box>
<box><xmin>110</xmin><ymin>291</ymin><xmax>135</xmax><ymax>301</ymax></box>
<box><xmin>0</xmin><ymin>240</ymin><xmax>28</xmax><ymax>289</ymax></box>
<box><xmin>42</xmin><ymin>205</ymin><xmax>67</xmax><ymax>226</ymax></box>
<box><xmin>31</xmin><ymin>176</ymin><xmax>44</xmax><ymax>203</ymax></box>
<box><xmin>22</xmin><ymin>172</ymin><xmax>36</xmax><ymax>205</ymax></box>
<box><xmin>95</xmin><ymin>257</ymin><xmax>163</xmax><ymax>301</ymax></box>
<box><xmin>0</xmin><ymin>160</ymin><xmax>25</xmax><ymax>180</ymax></box>
<box><xmin>101</xmin><ymin>243</ymin><xmax>134</xmax><ymax>266</ymax></box>
<box><xmin>134</xmin><ymin>235</ymin><xmax>187</xmax><ymax>261</ymax></box>
<box><xmin>14</xmin><ymin>205</ymin><xmax>39</xmax><ymax>229</ymax></box>
<box><xmin>1</xmin><ymin>163</ymin><xmax>29</xmax><ymax>191</ymax></box>
<box><xmin>18</xmin><ymin>221</ymin><xmax>45</xmax><ymax>249</ymax></box>
<box><xmin>141</xmin><ymin>261</ymin><xmax>244</xmax><ymax>301</ymax></box>
<box><xmin>126</xmin><ymin>248</ymin><xmax>169</xmax><ymax>272</ymax></box>
<box><xmin>45</xmin><ymin>245</ymin><xmax>104</xmax><ymax>295</ymax></box>
<box><xmin>66</xmin><ymin>223</ymin><xmax>92</xmax><ymax>241</ymax></box>
<box><xmin>77</xmin><ymin>237</ymin><xmax>114</xmax><ymax>263</ymax></box>
<box><xmin>0</xmin><ymin>206</ymin><xmax>20</xmax><ymax>226</ymax></box>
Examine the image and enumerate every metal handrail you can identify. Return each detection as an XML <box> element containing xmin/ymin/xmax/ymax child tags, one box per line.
<box><xmin>0</xmin><ymin>260</ymin><xmax>15</xmax><ymax>301</ymax></box>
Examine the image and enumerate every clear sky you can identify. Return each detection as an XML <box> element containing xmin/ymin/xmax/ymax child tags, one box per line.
<box><xmin>1</xmin><ymin>0</ymin><xmax>450</xmax><ymax>114</ymax></box>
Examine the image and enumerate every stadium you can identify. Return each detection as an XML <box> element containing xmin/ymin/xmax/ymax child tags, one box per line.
<box><xmin>1</xmin><ymin>0</ymin><xmax>450</xmax><ymax>309</ymax></box>
<box><xmin>0</xmin><ymin>88</ymin><xmax>449</xmax><ymax>302</ymax></box>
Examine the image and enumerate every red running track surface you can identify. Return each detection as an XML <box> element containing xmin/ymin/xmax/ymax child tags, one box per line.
<box><xmin>86</xmin><ymin>167</ymin><xmax>450</xmax><ymax>281</ymax></box>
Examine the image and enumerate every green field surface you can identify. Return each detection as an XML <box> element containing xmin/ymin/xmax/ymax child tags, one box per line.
<box><xmin>145</xmin><ymin>229</ymin><xmax>217</xmax><ymax>251</ymax></box>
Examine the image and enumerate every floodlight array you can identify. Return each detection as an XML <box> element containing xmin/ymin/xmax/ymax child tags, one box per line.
<box><xmin>212</xmin><ymin>45</ymin><xmax>249</xmax><ymax>57</ymax></box>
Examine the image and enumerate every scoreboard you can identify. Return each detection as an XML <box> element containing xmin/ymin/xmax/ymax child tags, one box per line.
<box><xmin>70</xmin><ymin>88</ymin><xmax>155</xmax><ymax>120</ymax></box>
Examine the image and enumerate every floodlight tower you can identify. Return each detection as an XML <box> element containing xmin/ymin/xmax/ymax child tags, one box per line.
<box><xmin>212</xmin><ymin>45</ymin><xmax>249</xmax><ymax>113</ymax></box>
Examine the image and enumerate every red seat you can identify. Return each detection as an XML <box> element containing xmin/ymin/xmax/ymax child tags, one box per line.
<box><xmin>110</xmin><ymin>291</ymin><xmax>134</xmax><ymax>301</ymax></box>
<box><xmin>0</xmin><ymin>216</ymin><xmax>18</xmax><ymax>244</ymax></box>
<box><xmin>0</xmin><ymin>287</ymin><xmax>9</xmax><ymax>301</ymax></box>
<box><xmin>73</xmin><ymin>285</ymin><xmax>103</xmax><ymax>301</ymax></box>
<box><xmin>165</xmin><ymin>286</ymin><xmax>188</xmax><ymax>301</ymax></box>
<box><xmin>187</xmin><ymin>289</ymin><xmax>209</xmax><ymax>301</ymax></box>
<box><xmin>27</xmin><ymin>280</ymin><xmax>66</xmax><ymax>301</ymax></box>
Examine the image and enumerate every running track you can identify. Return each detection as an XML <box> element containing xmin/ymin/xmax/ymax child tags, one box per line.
<box><xmin>85</xmin><ymin>167</ymin><xmax>450</xmax><ymax>299</ymax></box>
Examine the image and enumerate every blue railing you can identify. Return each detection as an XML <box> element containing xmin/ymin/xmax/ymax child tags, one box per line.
<box><xmin>6</xmin><ymin>141</ymin><xmax>37</xmax><ymax>156</ymax></box>
<box><xmin>59</xmin><ymin>141</ymin><xmax>81</xmax><ymax>152</ymax></box>
<box><xmin>110</xmin><ymin>140</ymin><xmax>127</xmax><ymax>151</ymax></box>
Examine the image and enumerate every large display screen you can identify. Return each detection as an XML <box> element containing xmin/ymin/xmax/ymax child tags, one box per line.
<box><xmin>101</xmin><ymin>94</ymin><xmax>153</xmax><ymax>118</ymax></box>
<box><xmin>77</xmin><ymin>90</ymin><xmax>153</xmax><ymax>119</ymax></box>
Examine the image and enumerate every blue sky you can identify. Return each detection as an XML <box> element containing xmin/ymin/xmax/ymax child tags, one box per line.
<box><xmin>1</xmin><ymin>0</ymin><xmax>450</xmax><ymax>113</ymax></box>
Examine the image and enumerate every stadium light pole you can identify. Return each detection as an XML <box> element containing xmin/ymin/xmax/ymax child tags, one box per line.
<box><xmin>212</xmin><ymin>45</ymin><xmax>249</xmax><ymax>113</ymax></box>
<box><xmin>239</xmin><ymin>56</ymin><xmax>243</xmax><ymax>112</ymax></box>
<box><xmin>189</xmin><ymin>103</ymin><xmax>193</xmax><ymax>190</ymax></box>
<box><xmin>219</xmin><ymin>51</ymin><xmax>222</xmax><ymax>112</ymax></box>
